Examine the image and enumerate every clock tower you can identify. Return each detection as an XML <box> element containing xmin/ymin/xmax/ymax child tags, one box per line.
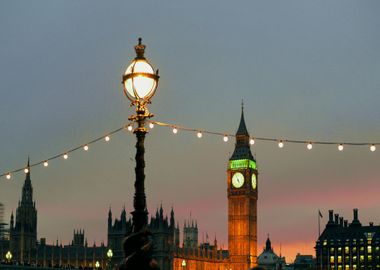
<box><xmin>228</xmin><ymin>107</ymin><xmax>258</xmax><ymax>270</ymax></box>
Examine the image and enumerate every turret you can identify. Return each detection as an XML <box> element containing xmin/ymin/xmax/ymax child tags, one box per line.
<box><xmin>10</xmin><ymin>211</ymin><xmax>14</xmax><ymax>229</ymax></box>
<box><xmin>170</xmin><ymin>207</ymin><xmax>175</xmax><ymax>229</ymax></box>
<box><xmin>108</xmin><ymin>207</ymin><xmax>112</xmax><ymax>230</ymax></box>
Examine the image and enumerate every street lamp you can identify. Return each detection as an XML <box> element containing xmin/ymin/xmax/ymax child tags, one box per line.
<box><xmin>120</xmin><ymin>38</ymin><xmax>159</xmax><ymax>270</ymax></box>
<box><xmin>95</xmin><ymin>260</ymin><xmax>100</xmax><ymax>270</ymax></box>
<box><xmin>123</xmin><ymin>37</ymin><xmax>159</xmax><ymax>232</ymax></box>
<box><xmin>6</xmin><ymin>251</ymin><xmax>12</xmax><ymax>264</ymax></box>
<box><xmin>107</xmin><ymin>249</ymin><xmax>113</xmax><ymax>270</ymax></box>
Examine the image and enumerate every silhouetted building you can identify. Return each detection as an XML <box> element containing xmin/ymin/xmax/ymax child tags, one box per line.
<box><xmin>316</xmin><ymin>208</ymin><xmax>380</xmax><ymax>270</ymax></box>
<box><xmin>257</xmin><ymin>236</ymin><xmax>286</xmax><ymax>270</ymax></box>
<box><xmin>9</xmin><ymin>158</ymin><xmax>37</xmax><ymax>263</ymax></box>
<box><xmin>293</xmin><ymin>253</ymin><xmax>314</xmax><ymax>270</ymax></box>
<box><xmin>6</xmin><ymin>159</ymin><xmax>107</xmax><ymax>268</ymax></box>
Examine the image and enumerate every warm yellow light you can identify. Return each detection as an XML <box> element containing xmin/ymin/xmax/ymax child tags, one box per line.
<box><xmin>182</xmin><ymin>260</ymin><xmax>187</xmax><ymax>267</ymax></box>
<box><xmin>149</xmin><ymin>123</ymin><xmax>154</xmax><ymax>129</ymax></box>
<box><xmin>278</xmin><ymin>141</ymin><xmax>284</xmax><ymax>148</ymax></box>
<box><xmin>338</xmin><ymin>144</ymin><xmax>344</xmax><ymax>151</ymax></box>
<box><xmin>6</xmin><ymin>173</ymin><xmax>11</xmax><ymax>180</ymax></box>
<box><xmin>63</xmin><ymin>154</ymin><xmax>68</xmax><ymax>160</ymax></box>
<box><xmin>43</xmin><ymin>161</ymin><xmax>48</xmax><ymax>167</ymax></box>
<box><xmin>84</xmin><ymin>145</ymin><xmax>89</xmax><ymax>151</ymax></box>
<box><xmin>105</xmin><ymin>136</ymin><xmax>110</xmax><ymax>142</ymax></box>
<box><xmin>370</xmin><ymin>144</ymin><xmax>376</xmax><ymax>152</ymax></box>
<box><xmin>24</xmin><ymin>168</ymin><xmax>29</xmax><ymax>174</ymax></box>
<box><xmin>307</xmin><ymin>143</ymin><xmax>313</xmax><ymax>150</ymax></box>
<box><xmin>95</xmin><ymin>261</ymin><xmax>100</xmax><ymax>269</ymax></box>
<box><xmin>127</xmin><ymin>125</ymin><xmax>133</xmax><ymax>132</ymax></box>
<box><xmin>250</xmin><ymin>138</ymin><xmax>255</xmax><ymax>145</ymax></box>
<box><xmin>173</xmin><ymin>127</ymin><xmax>178</xmax><ymax>134</ymax></box>
<box><xmin>197</xmin><ymin>131</ymin><xmax>202</xmax><ymax>138</ymax></box>
<box><xmin>223</xmin><ymin>135</ymin><xmax>229</xmax><ymax>142</ymax></box>
<box><xmin>124</xmin><ymin>59</ymin><xmax>157</xmax><ymax>101</ymax></box>
<box><xmin>107</xmin><ymin>249</ymin><xmax>113</xmax><ymax>259</ymax></box>
<box><xmin>6</xmin><ymin>251</ymin><xmax>12</xmax><ymax>261</ymax></box>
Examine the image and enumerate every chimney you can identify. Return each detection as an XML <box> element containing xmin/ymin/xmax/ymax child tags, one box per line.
<box><xmin>350</xmin><ymin>208</ymin><xmax>362</xmax><ymax>227</ymax></box>
<box><xmin>344</xmin><ymin>220</ymin><xmax>348</xmax><ymax>228</ymax></box>
<box><xmin>335</xmin><ymin>214</ymin><xmax>339</xmax><ymax>224</ymax></box>
<box><xmin>353</xmin><ymin>208</ymin><xmax>359</xmax><ymax>221</ymax></box>
<box><xmin>339</xmin><ymin>217</ymin><xmax>344</xmax><ymax>227</ymax></box>
<box><xmin>329</xmin><ymin>210</ymin><xmax>334</xmax><ymax>223</ymax></box>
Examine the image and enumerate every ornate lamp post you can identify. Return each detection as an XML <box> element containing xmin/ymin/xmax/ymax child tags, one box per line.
<box><xmin>107</xmin><ymin>249</ymin><xmax>113</xmax><ymax>270</ymax></box>
<box><xmin>120</xmin><ymin>38</ymin><xmax>159</xmax><ymax>270</ymax></box>
<box><xmin>95</xmin><ymin>260</ymin><xmax>100</xmax><ymax>270</ymax></box>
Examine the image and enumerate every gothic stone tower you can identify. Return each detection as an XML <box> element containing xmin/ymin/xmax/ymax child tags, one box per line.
<box><xmin>228</xmin><ymin>108</ymin><xmax>258</xmax><ymax>270</ymax></box>
<box><xmin>10</xmin><ymin>158</ymin><xmax>38</xmax><ymax>264</ymax></box>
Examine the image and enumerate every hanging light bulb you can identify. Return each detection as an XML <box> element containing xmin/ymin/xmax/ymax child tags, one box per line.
<box><xmin>105</xmin><ymin>136</ymin><xmax>110</xmax><ymax>142</ymax></box>
<box><xmin>6</xmin><ymin>173</ymin><xmax>11</xmax><ymax>180</ymax></box>
<box><xmin>149</xmin><ymin>123</ymin><xmax>154</xmax><ymax>129</ymax></box>
<box><xmin>307</xmin><ymin>143</ymin><xmax>313</xmax><ymax>150</ymax></box>
<box><xmin>127</xmin><ymin>125</ymin><xmax>133</xmax><ymax>132</ymax></box>
<box><xmin>223</xmin><ymin>135</ymin><xmax>229</xmax><ymax>142</ymax></box>
<box><xmin>278</xmin><ymin>140</ymin><xmax>284</xmax><ymax>148</ymax></box>
<box><xmin>173</xmin><ymin>127</ymin><xmax>178</xmax><ymax>134</ymax></box>
<box><xmin>84</xmin><ymin>145</ymin><xmax>89</xmax><ymax>151</ymax></box>
<box><xmin>63</xmin><ymin>153</ymin><xmax>68</xmax><ymax>160</ymax></box>
<box><xmin>250</xmin><ymin>138</ymin><xmax>255</xmax><ymax>145</ymax></box>
<box><xmin>338</xmin><ymin>144</ymin><xmax>344</xmax><ymax>151</ymax></box>
<box><xmin>43</xmin><ymin>161</ymin><xmax>48</xmax><ymax>167</ymax></box>
<box><xmin>24</xmin><ymin>168</ymin><xmax>29</xmax><ymax>174</ymax></box>
<box><xmin>197</xmin><ymin>131</ymin><xmax>202</xmax><ymax>138</ymax></box>
<box><xmin>370</xmin><ymin>144</ymin><xmax>376</xmax><ymax>152</ymax></box>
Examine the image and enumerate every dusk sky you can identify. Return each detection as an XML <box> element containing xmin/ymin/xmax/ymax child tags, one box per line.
<box><xmin>1</xmin><ymin>0</ymin><xmax>379</xmax><ymax>262</ymax></box>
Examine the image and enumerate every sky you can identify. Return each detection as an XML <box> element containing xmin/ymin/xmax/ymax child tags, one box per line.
<box><xmin>0</xmin><ymin>0</ymin><xmax>380</xmax><ymax>263</ymax></box>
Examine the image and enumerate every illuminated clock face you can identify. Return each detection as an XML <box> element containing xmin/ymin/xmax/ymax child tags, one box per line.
<box><xmin>251</xmin><ymin>173</ymin><xmax>257</xmax><ymax>189</ymax></box>
<box><xmin>232</xmin><ymin>172</ymin><xmax>244</xmax><ymax>188</ymax></box>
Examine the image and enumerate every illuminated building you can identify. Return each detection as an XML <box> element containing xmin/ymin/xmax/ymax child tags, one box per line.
<box><xmin>316</xmin><ymin>209</ymin><xmax>380</xmax><ymax>270</ymax></box>
<box><xmin>111</xmin><ymin>108</ymin><xmax>259</xmax><ymax>270</ymax></box>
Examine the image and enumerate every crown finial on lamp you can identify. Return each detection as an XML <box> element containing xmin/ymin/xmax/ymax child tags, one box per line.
<box><xmin>134</xmin><ymin>37</ymin><xmax>146</xmax><ymax>59</ymax></box>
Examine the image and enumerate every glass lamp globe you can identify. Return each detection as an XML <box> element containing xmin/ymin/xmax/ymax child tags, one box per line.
<box><xmin>107</xmin><ymin>249</ymin><xmax>113</xmax><ymax>259</ymax></box>
<box><xmin>123</xmin><ymin>38</ymin><xmax>159</xmax><ymax>103</ymax></box>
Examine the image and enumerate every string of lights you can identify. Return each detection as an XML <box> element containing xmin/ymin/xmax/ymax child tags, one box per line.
<box><xmin>0</xmin><ymin>119</ymin><xmax>378</xmax><ymax>180</ymax></box>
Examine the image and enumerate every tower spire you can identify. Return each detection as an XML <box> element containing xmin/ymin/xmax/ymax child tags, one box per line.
<box><xmin>236</xmin><ymin>102</ymin><xmax>249</xmax><ymax>136</ymax></box>
<box><xmin>230</xmin><ymin>105</ymin><xmax>254</xmax><ymax>161</ymax></box>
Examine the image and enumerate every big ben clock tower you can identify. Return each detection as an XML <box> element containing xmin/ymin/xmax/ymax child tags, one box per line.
<box><xmin>228</xmin><ymin>106</ymin><xmax>258</xmax><ymax>270</ymax></box>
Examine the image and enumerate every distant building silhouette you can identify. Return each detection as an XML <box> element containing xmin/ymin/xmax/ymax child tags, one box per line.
<box><xmin>10</xmin><ymin>158</ymin><xmax>37</xmax><ymax>263</ymax></box>
<box><xmin>316</xmin><ymin>208</ymin><xmax>379</xmax><ymax>269</ymax></box>
<box><xmin>256</xmin><ymin>236</ymin><xmax>286</xmax><ymax>270</ymax></box>
<box><xmin>293</xmin><ymin>253</ymin><xmax>314</xmax><ymax>270</ymax></box>
<box><xmin>6</xmin><ymin>159</ymin><xmax>107</xmax><ymax>268</ymax></box>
